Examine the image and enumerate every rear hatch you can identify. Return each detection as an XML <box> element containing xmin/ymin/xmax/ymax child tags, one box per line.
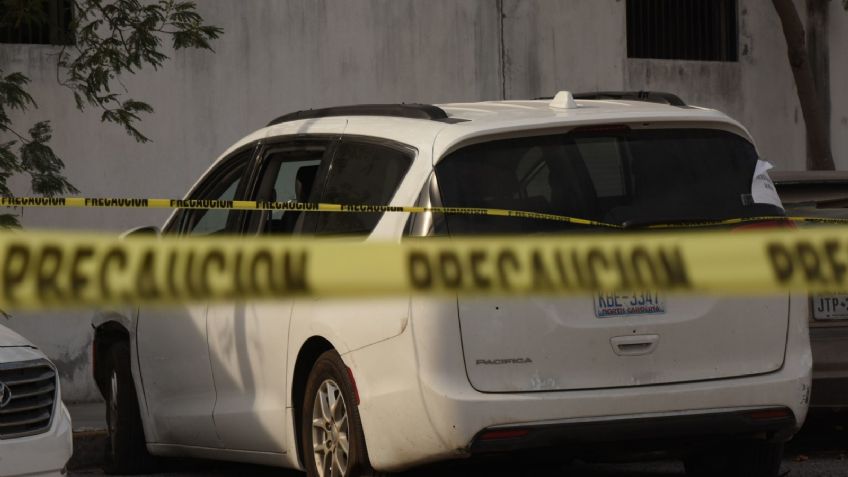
<box><xmin>435</xmin><ymin>126</ymin><xmax>789</xmax><ymax>392</ymax></box>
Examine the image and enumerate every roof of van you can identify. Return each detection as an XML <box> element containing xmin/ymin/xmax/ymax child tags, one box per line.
<box><xmin>225</xmin><ymin>97</ymin><xmax>751</xmax><ymax>164</ymax></box>
<box><xmin>427</xmin><ymin>99</ymin><xmax>749</xmax><ymax>157</ymax></box>
<box><xmin>438</xmin><ymin>99</ymin><xmax>723</xmax><ymax>123</ymax></box>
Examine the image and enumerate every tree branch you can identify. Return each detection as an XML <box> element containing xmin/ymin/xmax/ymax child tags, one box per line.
<box><xmin>772</xmin><ymin>0</ymin><xmax>835</xmax><ymax>170</ymax></box>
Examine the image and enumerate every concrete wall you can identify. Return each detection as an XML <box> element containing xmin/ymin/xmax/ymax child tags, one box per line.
<box><xmin>500</xmin><ymin>0</ymin><xmax>627</xmax><ymax>98</ymax></box>
<box><xmin>624</xmin><ymin>0</ymin><xmax>806</xmax><ymax>170</ymax></box>
<box><xmin>831</xmin><ymin>0</ymin><xmax>848</xmax><ymax>166</ymax></box>
<box><xmin>0</xmin><ymin>0</ymin><xmax>845</xmax><ymax>401</ymax></box>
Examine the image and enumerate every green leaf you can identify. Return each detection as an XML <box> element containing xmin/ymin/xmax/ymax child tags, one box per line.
<box><xmin>0</xmin><ymin>0</ymin><xmax>222</xmax><ymax>231</ymax></box>
<box><xmin>0</xmin><ymin>213</ymin><xmax>21</xmax><ymax>229</ymax></box>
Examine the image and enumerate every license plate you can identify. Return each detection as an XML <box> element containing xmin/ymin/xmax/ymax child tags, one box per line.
<box><xmin>812</xmin><ymin>294</ymin><xmax>848</xmax><ymax>320</ymax></box>
<box><xmin>594</xmin><ymin>291</ymin><xmax>666</xmax><ymax>318</ymax></box>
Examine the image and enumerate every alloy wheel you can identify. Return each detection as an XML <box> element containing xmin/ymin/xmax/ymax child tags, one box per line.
<box><xmin>108</xmin><ymin>370</ymin><xmax>119</xmax><ymax>446</ymax></box>
<box><xmin>311</xmin><ymin>379</ymin><xmax>350</xmax><ymax>477</ymax></box>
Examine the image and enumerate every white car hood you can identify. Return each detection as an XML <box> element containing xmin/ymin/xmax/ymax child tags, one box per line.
<box><xmin>0</xmin><ymin>323</ymin><xmax>36</xmax><ymax>348</ymax></box>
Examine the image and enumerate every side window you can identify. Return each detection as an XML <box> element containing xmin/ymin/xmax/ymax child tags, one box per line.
<box><xmin>179</xmin><ymin>149</ymin><xmax>253</xmax><ymax>236</ymax></box>
<box><xmin>314</xmin><ymin>140</ymin><xmax>414</xmax><ymax>235</ymax></box>
<box><xmin>246</xmin><ymin>140</ymin><xmax>333</xmax><ymax>235</ymax></box>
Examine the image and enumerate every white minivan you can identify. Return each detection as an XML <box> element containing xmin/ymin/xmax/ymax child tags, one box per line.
<box><xmin>93</xmin><ymin>92</ymin><xmax>811</xmax><ymax>477</ymax></box>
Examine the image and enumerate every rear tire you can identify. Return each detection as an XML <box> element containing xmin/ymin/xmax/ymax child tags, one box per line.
<box><xmin>102</xmin><ymin>341</ymin><xmax>156</xmax><ymax>474</ymax></box>
<box><xmin>684</xmin><ymin>441</ymin><xmax>784</xmax><ymax>477</ymax></box>
<box><xmin>302</xmin><ymin>350</ymin><xmax>380</xmax><ymax>477</ymax></box>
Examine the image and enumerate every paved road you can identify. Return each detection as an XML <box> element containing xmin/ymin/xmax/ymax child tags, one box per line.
<box><xmin>65</xmin><ymin>456</ymin><xmax>848</xmax><ymax>477</ymax></box>
<box><xmin>69</xmin><ymin>413</ymin><xmax>848</xmax><ymax>477</ymax></box>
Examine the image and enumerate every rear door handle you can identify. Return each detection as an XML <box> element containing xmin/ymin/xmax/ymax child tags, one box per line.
<box><xmin>610</xmin><ymin>335</ymin><xmax>659</xmax><ymax>356</ymax></box>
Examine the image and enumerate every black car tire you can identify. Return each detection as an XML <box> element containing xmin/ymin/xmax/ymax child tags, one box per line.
<box><xmin>684</xmin><ymin>440</ymin><xmax>784</xmax><ymax>477</ymax></box>
<box><xmin>302</xmin><ymin>350</ymin><xmax>383</xmax><ymax>477</ymax></box>
<box><xmin>102</xmin><ymin>341</ymin><xmax>156</xmax><ymax>474</ymax></box>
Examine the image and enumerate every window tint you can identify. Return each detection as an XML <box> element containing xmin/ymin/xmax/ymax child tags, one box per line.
<box><xmin>578</xmin><ymin>138</ymin><xmax>626</xmax><ymax>198</ymax></box>
<box><xmin>182</xmin><ymin>150</ymin><xmax>251</xmax><ymax>236</ymax></box>
<box><xmin>435</xmin><ymin>128</ymin><xmax>783</xmax><ymax>235</ymax></box>
<box><xmin>248</xmin><ymin>142</ymin><xmax>329</xmax><ymax>235</ymax></box>
<box><xmin>314</xmin><ymin>141</ymin><xmax>413</xmax><ymax>235</ymax></box>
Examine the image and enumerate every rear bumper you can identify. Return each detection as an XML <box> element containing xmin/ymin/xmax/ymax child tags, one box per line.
<box><xmin>348</xmin><ymin>296</ymin><xmax>812</xmax><ymax>472</ymax></box>
<box><xmin>349</xmin><ymin>322</ymin><xmax>811</xmax><ymax>472</ymax></box>
<box><xmin>810</xmin><ymin>326</ymin><xmax>848</xmax><ymax>408</ymax></box>
<box><xmin>470</xmin><ymin>408</ymin><xmax>796</xmax><ymax>454</ymax></box>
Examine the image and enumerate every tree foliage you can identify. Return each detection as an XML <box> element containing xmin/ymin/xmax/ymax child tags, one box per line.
<box><xmin>0</xmin><ymin>0</ymin><xmax>222</xmax><ymax>226</ymax></box>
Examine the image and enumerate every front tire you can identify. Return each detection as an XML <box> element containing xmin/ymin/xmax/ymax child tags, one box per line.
<box><xmin>684</xmin><ymin>440</ymin><xmax>784</xmax><ymax>477</ymax></box>
<box><xmin>302</xmin><ymin>350</ymin><xmax>375</xmax><ymax>477</ymax></box>
<box><xmin>102</xmin><ymin>341</ymin><xmax>155</xmax><ymax>474</ymax></box>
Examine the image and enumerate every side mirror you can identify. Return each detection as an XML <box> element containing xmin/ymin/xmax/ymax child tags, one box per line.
<box><xmin>120</xmin><ymin>225</ymin><xmax>160</xmax><ymax>239</ymax></box>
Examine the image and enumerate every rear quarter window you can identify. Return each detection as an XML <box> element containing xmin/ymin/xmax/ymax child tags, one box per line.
<box><xmin>313</xmin><ymin>140</ymin><xmax>414</xmax><ymax>235</ymax></box>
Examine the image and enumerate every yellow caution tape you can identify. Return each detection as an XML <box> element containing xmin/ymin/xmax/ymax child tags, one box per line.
<box><xmin>0</xmin><ymin>227</ymin><xmax>847</xmax><ymax>310</ymax></box>
<box><xmin>2</xmin><ymin>196</ymin><xmax>848</xmax><ymax>229</ymax></box>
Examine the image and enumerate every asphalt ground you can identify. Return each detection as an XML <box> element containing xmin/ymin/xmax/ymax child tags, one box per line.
<box><xmin>68</xmin><ymin>411</ymin><xmax>848</xmax><ymax>477</ymax></box>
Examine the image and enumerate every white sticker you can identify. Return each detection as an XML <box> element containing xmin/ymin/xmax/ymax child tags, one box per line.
<box><xmin>750</xmin><ymin>160</ymin><xmax>783</xmax><ymax>209</ymax></box>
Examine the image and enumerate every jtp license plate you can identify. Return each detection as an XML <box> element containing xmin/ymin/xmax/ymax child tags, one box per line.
<box><xmin>594</xmin><ymin>292</ymin><xmax>666</xmax><ymax>318</ymax></box>
<box><xmin>812</xmin><ymin>294</ymin><xmax>848</xmax><ymax>320</ymax></box>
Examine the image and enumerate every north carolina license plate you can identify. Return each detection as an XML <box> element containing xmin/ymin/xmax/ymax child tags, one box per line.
<box><xmin>594</xmin><ymin>292</ymin><xmax>666</xmax><ymax>318</ymax></box>
<box><xmin>812</xmin><ymin>294</ymin><xmax>848</xmax><ymax>320</ymax></box>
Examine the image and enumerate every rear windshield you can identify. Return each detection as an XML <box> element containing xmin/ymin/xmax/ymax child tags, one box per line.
<box><xmin>435</xmin><ymin>128</ymin><xmax>784</xmax><ymax>234</ymax></box>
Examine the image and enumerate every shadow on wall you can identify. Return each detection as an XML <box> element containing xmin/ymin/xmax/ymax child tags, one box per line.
<box><xmin>125</xmin><ymin>301</ymin><xmax>286</xmax><ymax>457</ymax></box>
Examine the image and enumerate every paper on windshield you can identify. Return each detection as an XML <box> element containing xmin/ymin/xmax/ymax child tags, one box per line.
<box><xmin>750</xmin><ymin>160</ymin><xmax>783</xmax><ymax>208</ymax></box>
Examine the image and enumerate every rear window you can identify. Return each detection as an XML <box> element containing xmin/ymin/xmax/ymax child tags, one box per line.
<box><xmin>435</xmin><ymin>128</ymin><xmax>784</xmax><ymax>234</ymax></box>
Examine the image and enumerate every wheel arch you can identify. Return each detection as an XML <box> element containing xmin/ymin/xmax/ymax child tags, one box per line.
<box><xmin>93</xmin><ymin>320</ymin><xmax>131</xmax><ymax>398</ymax></box>
<box><xmin>291</xmin><ymin>336</ymin><xmax>336</xmax><ymax>468</ymax></box>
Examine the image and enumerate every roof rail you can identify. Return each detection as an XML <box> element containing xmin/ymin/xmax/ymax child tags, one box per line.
<box><xmin>267</xmin><ymin>103</ymin><xmax>449</xmax><ymax>126</ymax></box>
<box><xmin>572</xmin><ymin>91</ymin><xmax>688</xmax><ymax>107</ymax></box>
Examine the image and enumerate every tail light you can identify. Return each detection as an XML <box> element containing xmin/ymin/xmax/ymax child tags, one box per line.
<box><xmin>732</xmin><ymin>219</ymin><xmax>796</xmax><ymax>232</ymax></box>
<box><xmin>747</xmin><ymin>408</ymin><xmax>792</xmax><ymax>421</ymax></box>
<box><xmin>478</xmin><ymin>429</ymin><xmax>530</xmax><ymax>441</ymax></box>
<box><xmin>346</xmin><ymin>366</ymin><xmax>360</xmax><ymax>405</ymax></box>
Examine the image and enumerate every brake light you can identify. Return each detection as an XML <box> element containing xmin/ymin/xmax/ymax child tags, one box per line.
<box><xmin>732</xmin><ymin>219</ymin><xmax>796</xmax><ymax>232</ymax></box>
<box><xmin>571</xmin><ymin>124</ymin><xmax>631</xmax><ymax>134</ymax></box>
<box><xmin>747</xmin><ymin>409</ymin><xmax>791</xmax><ymax>421</ymax></box>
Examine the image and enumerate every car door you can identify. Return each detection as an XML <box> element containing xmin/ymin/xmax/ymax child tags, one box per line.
<box><xmin>288</xmin><ymin>136</ymin><xmax>417</xmax><ymax>394</ymax></box>
<box><xmin>206</xmin><ymin>138</ymin><xmax>336</xmax><ymax>453</ymax></box>
<box><xmin>135</xmin><ymin>146</ymin><xmax>255</xmax><ymax>447</ymax></box>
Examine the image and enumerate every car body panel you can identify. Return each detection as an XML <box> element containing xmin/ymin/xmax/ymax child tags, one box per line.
<box><xmin>347</xmin><ymin>292</ymin><xmax>811</xmax><ymax>470</ymax></box>
<box><xmin>0</xmin><ymin>328</ymin><xmax>72</xmax><ymax>477</ymax></box>
<box><xmin>433</xmin><ymin>103</ymin><xmax>755</xmax><ymax>161</ymax></box>
<box><xmin>0</xmin><ymin>326</ymin><xmax>35</xmax><ymax>348</ymax></box>
<box><xmin>207</xmin><ymin>302</ymin><xmax>293</xmax><ymax>453</ymax></box>
<box><xmin>0</xmin><ymin>401</ymin><xmax>72</xmax><ymax>477</ymax></box>
<box><xmin>774</xmin><ymin>172</ymin><xmax>848</xmax><ymax>408</ymax></box>
<box><xmin>136</xmin><ymin>304</ymin><xmax>221</xmax><ymax>447</ymax></box>
<box><xmin>457</xmin><ymin>295</ymin><xmax>789</xmax><ymax>393</ymax></box>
